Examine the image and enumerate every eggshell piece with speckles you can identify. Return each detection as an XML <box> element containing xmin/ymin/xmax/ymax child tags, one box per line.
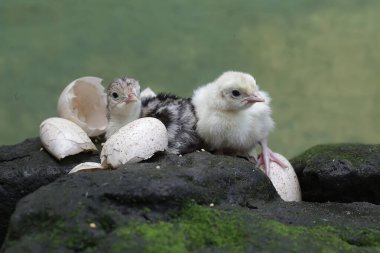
<box><xmin>260</xmin><ymin>153</ymin><xmax>302</xmax><ymax>202</ymax></box>
<box><xmin>40</xmin><ymin>117</ymin><xmax>97</xmax><ymax>160</ymax></box>
<box><xmin>100</xmin><ymin>117</ymin><xmax>168</xmax><ymax>168</ymax></box>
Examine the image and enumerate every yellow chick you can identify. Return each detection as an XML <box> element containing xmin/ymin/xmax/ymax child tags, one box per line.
<box><xmin>192</xmin><ymin>71</ymin><xmax>286</xmax><ymax>175</ymax></box>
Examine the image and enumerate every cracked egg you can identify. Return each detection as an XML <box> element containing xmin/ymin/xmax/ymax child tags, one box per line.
<box><xmin>69</xmin><ymin>117</ymin><xmax>168</xmax><ymax>173</ymax></box>
<box><xmin>57</xmin><ymin>76</ymin><xmax>108</xmax><ymax>137</ymax></box>
<box><xmin>40</xmin><ymin>117</ymin><xmax>97</xmax><ymax>160</ymax></box>
<box><xmin>101</xmin><ymin>117</ymin><xmax>168</xmax><ymax>168</ymax></box>
<box><xmin>259</xmin><ymin>153</ymin><xmax>302</xmax><ymax>202</ymax></box>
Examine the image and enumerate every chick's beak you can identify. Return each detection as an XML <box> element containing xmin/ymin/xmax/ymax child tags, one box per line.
<box><xmin>123</xmin><ymin>93</ymin><xmax>138</xmax><ymax>103</ymax></box>
<box><xmin>245</xmin><ymin>92</ymin><xmax>265</xmax><ymax>103</ymax></box>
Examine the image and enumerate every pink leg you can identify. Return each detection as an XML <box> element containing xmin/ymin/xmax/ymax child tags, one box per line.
<box><xmin>256</xmin><ymin>139</ymin><xmax>287</xmax><ymax>175</ymax></box>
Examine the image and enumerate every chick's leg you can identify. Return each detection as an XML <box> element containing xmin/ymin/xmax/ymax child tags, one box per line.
<box><xmin>257</xmin><ymin>138</ymin><xmax>287</xmax><ymax>175</ymax></box>
<box><xmin>245</xmin><ymin>148</ymin><xmax>258</xmax><ymax>163</ymax></box>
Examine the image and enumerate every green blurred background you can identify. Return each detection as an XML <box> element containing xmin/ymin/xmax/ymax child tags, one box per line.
<box><xmin>0</xmin><ymin>0</ymin><xmax>379</xmax><ymax>158</ymax></box>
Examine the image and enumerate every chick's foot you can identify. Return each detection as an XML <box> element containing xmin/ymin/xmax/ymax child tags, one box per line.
<box><xmin>257</xmin><ymin>139</ymin><xmax>287</xmax><ymax>175</ymax></box>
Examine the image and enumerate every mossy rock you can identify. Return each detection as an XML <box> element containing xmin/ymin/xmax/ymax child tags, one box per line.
<box><xmin>99</xmin><ymin>205</ymin><xmax>380</xmax><ymax>253</ymax></box>
<box><xmin>3</xmin><ymin>204</ymin><xmax>380</xmax><ymax>253</ymax></box>
<box><xmin>291</xmin><ymin>144</ymin><xmax>380</xmax><ymax>203</ymax></box>
<box><xmin>0</xmin><ymin>138</ymin><xmax>101</xmax><ymax>246</ymax></box>
<box><xmin>1</xmin><ymin>150</ymin><xmax>277</xmax><ymax>252</ymax></box>
<box><xmin>2</xmin><ymin>140</ymin><xmax>380</xmax><ymax>252</ymax></box>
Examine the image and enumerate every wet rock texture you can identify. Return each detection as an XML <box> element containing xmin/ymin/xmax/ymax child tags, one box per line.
<box><xmin>0</xmin><ymin>139</ymin><xmax>379</xmax><ymax>252</ymax></box>
<box><xmin>0</xmin><ymin>138</ymin><xmax>100</xmax><ymax>246</ymax></box>
<box><xmin>291</xmin><ymin>144</ymin><xmax>380</xmax><ymax>204</ymax></box>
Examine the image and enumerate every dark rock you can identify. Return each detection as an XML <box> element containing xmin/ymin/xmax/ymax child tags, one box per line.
<box><xmin>0</xmin><ymin>138</ymin><xmax>100</xmax><ymax>246</ymax></box>
<box><xmin>1</xmin><ymin>167</ymin><xmax>380</xmax><ymax>252</ymax></box>
<box><xmin>1</xmin><ymin>140</ymin><xmax>380</xmax><ymax>252</ymax></box>
<box><xmin>291</xmin><ymin>144</ymin><xmax>380</xmax><ymax>204</ymax></box>
<box><xmin>1</xmin><ymin>151</ymin><xmax>277</xmax><ymax>252</ymax></box>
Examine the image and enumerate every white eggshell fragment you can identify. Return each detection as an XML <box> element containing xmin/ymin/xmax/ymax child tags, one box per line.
<box><xmin>101</xmin><ymin>117</ymin><xmax>168</xmax><ymax>168</ymax></box>
<box><xmin>69</xmin><ymin>162</ymin><xmax>104</xmax><ymax>174</ymax></box>
<box><xmin>140</xmin><ymin>87</ymin><xmax>156</xmax><ymax>98</ymax></box>
<box><xmin>260</xmin><ymin>153</ymin><xmax>302</xmax><ymax>202</ymax></box>
<box><xmin>57</xmin><ymin>76</ymin><xmax>108</xmax><ymax>137</ymax></box>
<box><xmin>40</xmin><ymin>117</ymin><xmax>97</xmax><ymax>160</ymax></box>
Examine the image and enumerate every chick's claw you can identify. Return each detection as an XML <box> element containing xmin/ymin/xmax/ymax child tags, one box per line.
<box><xmin>257</xmin><ymin>148</ymin><xmax>288</xmax><ymax>175</ymax></box>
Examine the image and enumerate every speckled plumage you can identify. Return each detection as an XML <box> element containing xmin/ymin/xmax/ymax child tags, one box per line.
<box><xmin>106</xmin><ymin>77</ymin><xmax>202</xmax><ymax>154</ymax></box>
<box><xmin>141</xmin><ymin>93</ymin><xmax>202</xmax><ymax>154</ymax></box>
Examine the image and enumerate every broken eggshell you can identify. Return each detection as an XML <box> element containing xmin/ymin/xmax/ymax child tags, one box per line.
<box><xmin>68</xmin><ymin>117</ymin><xmax>168</xmax><ymax>173</ymax></box>
<box><xmin>69</xmin><ymin>162</ymin><xmax>104</xmax><ymax>174</ymax></box>
<box><xmin>101</xmin><ymin>117</ymin><xmax>168</xmax><ymax>168</ymax></box>
<box><xmin>57</xmin><ymin>76</ymin><xmax>108</xmax><ymax>137</ymax></box>
<box><xmin>259</xmin><ymin>153</ymin><xmax>302</xmax><ymax>202</ymax></box>
<box><xmin>140</xmin><ymin>87</ymin><xmax>156</xmax><ymax>98</ymax></box>
<box><xmin>40</xmin><ymin>117</ymin><xmax>97</xmax><ymax>160</ymax></box>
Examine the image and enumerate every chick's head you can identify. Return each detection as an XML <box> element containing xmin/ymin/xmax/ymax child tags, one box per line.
<box><xmin>107</xmin><ymin>77</ymin><xmax>141</xmax><ymax>116</ymax></box>
<box><xmin>214</xmin><ymin>71</ymin><xmax>265</xmax><ymax>111</ymax></box>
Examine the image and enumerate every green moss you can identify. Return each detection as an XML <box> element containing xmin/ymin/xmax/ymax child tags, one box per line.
<box><xmin>340</xmin><ymin>228</ymin><xmax>380</xmax><ymax>247</ymax></box>
<box><xmin>291</xmin><ymin>144</ymin><xmax>380</xmax><ymax>168</ymax></box>
<box><xmin>114</xmin><ymin>222</ymin><xmax>188</xmax><ymax>253</ymax></box>
<box><xmin>5</xmin><ymin>216</ymin><xmax>104</xmax><ymax>252</ymax></box>
<box><xmin>96</xmin><ymin>213</ymin><xmax>116</xmax><ymax>232</ymax></box>
<box><xmin>250</xmin><ymin>218</ymin><xmax>380</xmax><ymax>253</ymax></box>
<box><xmin>109</xmin><ymin>205</ymin><xmax>380</xmax><ymax>253</ymax></box>
<box><xmin>6</xmin><ymin>204</ymin><xmax>380</xmax><ymax>252</ymax></box>
<box><xmin>179</xmin><ymin>205</ymin><xmax>245</xmax><ymax>251</ymax></box>
<box><xmin>112</xmin><ymin>204</ymin><xmax>245</xmax><ymax>253</ymax></box>
<box><xmin>142</xmin><ymin>207</ymin><xmax>152</xmax><ymax>213</ymax></box>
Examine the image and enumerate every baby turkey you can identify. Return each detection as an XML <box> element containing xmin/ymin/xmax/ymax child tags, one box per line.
<box><xmin>192</xmin><ymin>71</ymin><xmax>286</xmax><ymax>175</ymax></box>
<box><xmin>106</xmin><ymin>76</ymin><xmax>202</xmax><ymax>154</ymax></box>
<box><xmin>105</xmin><ymin>77</ymin><xmax>141</xmax><ymax>139</ymax></box>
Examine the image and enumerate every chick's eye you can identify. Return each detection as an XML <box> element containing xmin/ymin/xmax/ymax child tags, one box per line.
<box><xmin>232</xmin><ymin>90</ymin><xmax>241</xmax><ymax>97</ymax></box>
<box><xmin>111</xmin><ymin>92</ymin><xmax>119</xmax><ymax>99</ymax></box>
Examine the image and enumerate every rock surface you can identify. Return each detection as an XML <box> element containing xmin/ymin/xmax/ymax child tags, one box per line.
<box><xmin>0</xmin><ymin>139</ymin><xmax>380</xmax><ymax>252</ymax></box>
<box><xmin>0</xmin><ymin>138</ymin><xmax>100</xmax><ymax>246</ymax></box>
<box><xmin>291</xmin><ymin>144</ymin><xmax>380</xmax><ymax>204</ymax></box>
